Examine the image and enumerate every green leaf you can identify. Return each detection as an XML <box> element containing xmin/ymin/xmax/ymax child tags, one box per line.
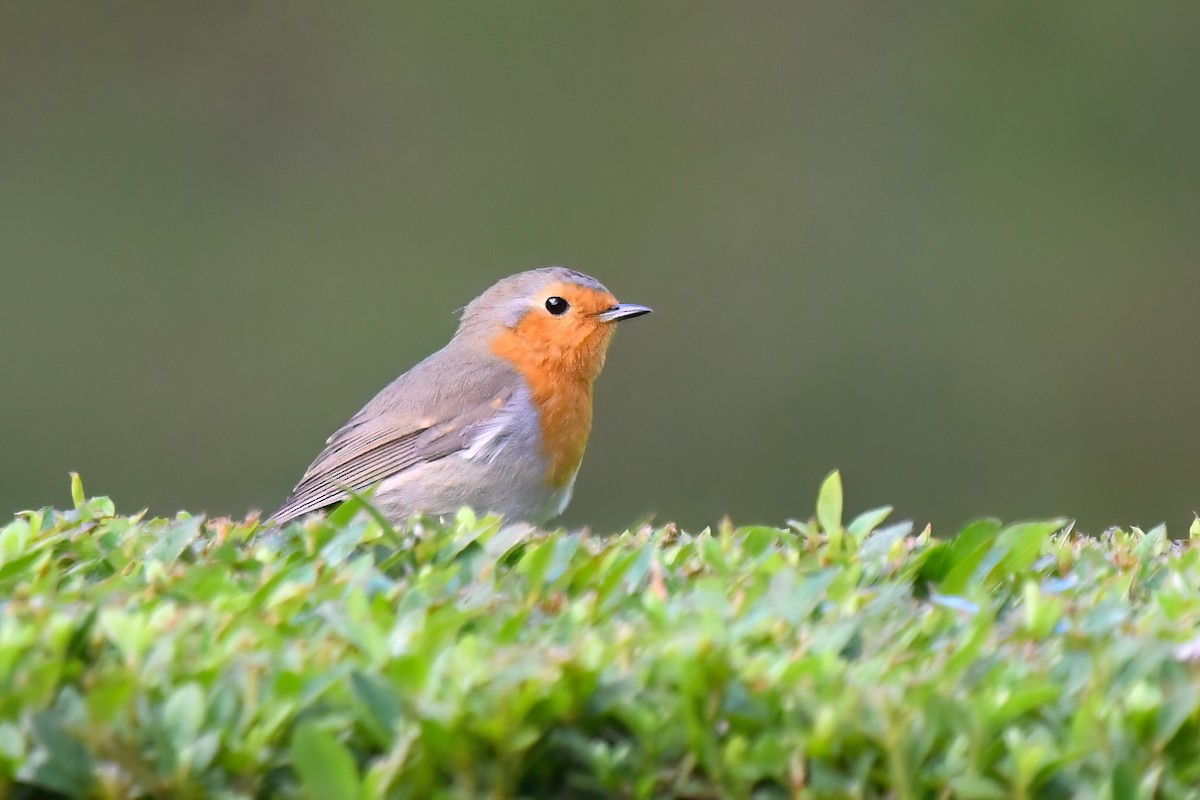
<box><xmin>989</xmin><ymin>683</ymin><xmax>1062</xmax><ymax>728</ymax></box>
<box><xmin>698</xmin><ymin>533</ymin><xmax>728</xmax><ymax>575</ymax></box>
<box><xmin>948</xmin><ymin>775</ymin><xmax>1009</xmax><ymax>800</ymax></box>
<box><xmin>1155</xmin><ymin>665</ymin><xmax>1199</xmax><ymax>745</ymax></box>
<box><xmin>1132</xmin><ymin>523</ymin><xmax>1167</xmax><ymax>561</ymax></box>
<box><xmin>519</xmin><ymin>537</ymin><xmax>556</xmax><ymax>594</ymax></box>
<box><xmin>938</xmin><ymin>519</ymin><xmax>1002</xmax><ymax>595</ymax></box>
<box><xmin>484</xmin><ymin>523</ymin><xmax>530</xmax><ymax>562</ymax></box>
<box><xmin>993</xmin><ymin>519</ymin><xmax>1067</xmax><ymax>579</ymax></box>
<box><xmin>163</xmin><ymin>683</ymin><xmax>206</xmax><ymax>752</ymax></box>
<box><xmin>1111</xmin><ymin>760</ymin><xmax>1137</xmax><ymax>800</ymax></box>
<box><xmin>816</xmin><ymin>469</ymin><xmax>843</xmax><ymax>534</ymax></box>
<box><xmin>0</xmin><ymin>550</ymin><xmax>43</xmax><ymax>583</ymax></box>
<box><xmin>350</xmin><ymin>671</ymin><xmax>400</xmax><ymax>747</ymax></box>
<box><xmin>70</xmin><ymin>472</ymin><xmax>86</xmax><ymax>509</ymax></box>
<box><xmin>0</xmin><ymin>519</ymin><xmax>31</xmax><ymax>563</ymax></box>
<box><xmin>0</xmin><ymin>721</ymin><xmax>23</xmax><ymax>763</ymax></box>
<box><xmin>737</xmin><ymin>525</ymin><xmax>782</xmax><ymax>557</ymax></box>
<box><xmin>858</xmin><ymin>520</ymin><xmax>914</xmax><ymax>562</ymax></box>
<box><xmin>336</xmin><ymin>485</ymin><xmax>402</xmax><ymax>542</ymax></box>
<box><xmin>846</xmin><ymin>505</ymin><xmax>892</xmax><ymax>541</ymax></box>
<box><xmin>84</xmin><ymin>674</ymin><xmax>136</xmax><ymax>725</ymax></box>
<box><xmin>291</xmin><ymin>723</ymin><xmax>361</xmax><ymax>800</ymax></box>
<box><xmin>85</xmin><ymin>495</ymin><xmax>116</xmax><ymax>518</ymax></box>
<box><xmin>147</xmin><ymin>515</ymin><xmax>202</xmax><ymax>565</ymax></box>
<box><xmin>29</xmin><ymin>709</ymin><xmax>94</xmax><ymax>796</ymax></box>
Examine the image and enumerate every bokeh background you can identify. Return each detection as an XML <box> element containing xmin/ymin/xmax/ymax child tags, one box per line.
<box><xmin>3</xmin><ymin>4</ymin><xmax>1198</xmax><ymax>534</ymax></box>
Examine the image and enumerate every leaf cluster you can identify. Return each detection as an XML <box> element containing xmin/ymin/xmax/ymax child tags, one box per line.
<box><xmin>3</xmin><ymin>474</ymin><xmax>1200</xmax><ymax>798</ymax></box>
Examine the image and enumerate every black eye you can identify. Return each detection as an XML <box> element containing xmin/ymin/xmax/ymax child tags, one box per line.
<box><xmin>545</xmin><ymin>296</ymin><xmax>570</xmax><ymax>315</ymax></box>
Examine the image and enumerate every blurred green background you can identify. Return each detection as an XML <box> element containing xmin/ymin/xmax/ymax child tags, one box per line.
<box><xmin>3</xmin><ymin>4</ymin><xmax>1198</xmax><ymax>533</ymax></box>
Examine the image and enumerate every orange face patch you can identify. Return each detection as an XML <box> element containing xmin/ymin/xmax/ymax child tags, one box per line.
<box><xmin>490</xmin><ymin>282</ymin><xmax>621</xmax><ymax>486</ymax></box>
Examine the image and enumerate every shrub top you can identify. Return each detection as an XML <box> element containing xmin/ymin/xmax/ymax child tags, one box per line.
<box><xmin>2</xmin><ymin>473</ymin><xmax>1200</xmax><ymax>798</ymax></box>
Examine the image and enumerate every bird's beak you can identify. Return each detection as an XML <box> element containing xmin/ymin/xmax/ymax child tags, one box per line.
<box><xmin>597</xmin><ymin>303</ymin><xmax>653</xmax><ymax>323</ymax></box>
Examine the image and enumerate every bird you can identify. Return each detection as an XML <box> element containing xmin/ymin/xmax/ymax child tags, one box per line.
<box><xmin>270</xmin><ymin>266</ymin><xmax>651</xmax><ymax>528</ymax></box>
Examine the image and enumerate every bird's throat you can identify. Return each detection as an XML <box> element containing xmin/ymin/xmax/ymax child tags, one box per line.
<box><xmin>491</xmin><ymin>328</ymin><xmax>604</xmax><ymax>488</ymax></box>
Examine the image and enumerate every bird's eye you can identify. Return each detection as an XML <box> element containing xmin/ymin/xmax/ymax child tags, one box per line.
<box><xmin>545</xmin><ymin>296</ymin><xmax>570</xmax><ymax>315</ymax></box>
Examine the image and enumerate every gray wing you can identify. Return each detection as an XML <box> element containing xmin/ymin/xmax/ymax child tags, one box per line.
<box><xmin>272</xmin><ymin>349</ymin><xmax>518</xmax><ymax>524</ymax></box>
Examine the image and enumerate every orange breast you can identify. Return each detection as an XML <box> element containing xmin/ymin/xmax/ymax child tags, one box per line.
<box><xmin>525</xmin><ymin>373</ymin><xmax>593</xmax><ymax>488</ymax></box>
<box><xmin>491</xmin><ymin>337</ymin><xmax>596</xmax><ymax>488</ymax></box>
<box><xmin>489</xmin><ymin>284</ymin><xmax>617</xmax><ymax>487</ymax></box>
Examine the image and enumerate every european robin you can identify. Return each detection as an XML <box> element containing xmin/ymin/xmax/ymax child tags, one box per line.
<box><xmin>271</xmin><ymin>267</ymin><xmax>651</xmax><ymax>527</ymax></box>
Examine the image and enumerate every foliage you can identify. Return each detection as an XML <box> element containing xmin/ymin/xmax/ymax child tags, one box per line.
<box><xmin>2</xmin><ymin>473</ymin><xmax>1200</xmax><ymax>798</ymax></box>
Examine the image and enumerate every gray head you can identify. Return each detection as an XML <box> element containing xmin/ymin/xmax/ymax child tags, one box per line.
<box><xmin>455</xmin><ymin>267</ymin><xmax>649</xmax><ymax>339</ymax></box>
<box><xmin>449</xmin><ymin>266</ymin><xmax>651</xmax><ymax>378</ymax></box>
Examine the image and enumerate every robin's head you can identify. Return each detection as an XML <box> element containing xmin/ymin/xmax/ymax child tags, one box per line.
<box><xmin>459</xmin><ymin>267</ymin><xmax>651</xmax><ymax>381</ymax></box>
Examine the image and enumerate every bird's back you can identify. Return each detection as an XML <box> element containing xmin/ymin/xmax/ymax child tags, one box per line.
<box><xmin>271</xmin><ymin>341</ymin><xmax>540</xmax><ymax>524</ymax></box>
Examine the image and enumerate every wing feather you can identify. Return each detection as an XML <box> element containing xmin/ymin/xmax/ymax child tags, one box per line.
<box><xmin>271</xmin><ymin>430</ymin><xmax>432</xmax><ymax>523</ymax></box>
<box><xmin>271</xmin><ymin>354</ymin><xmax>519</xmax><ymax>525</ymax></box>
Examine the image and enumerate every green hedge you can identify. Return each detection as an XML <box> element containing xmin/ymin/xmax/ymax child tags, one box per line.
<box><xmin>3</xmin><ymin>473</ymin><xmax>1200</xmax><ymax>798</ymax></box>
